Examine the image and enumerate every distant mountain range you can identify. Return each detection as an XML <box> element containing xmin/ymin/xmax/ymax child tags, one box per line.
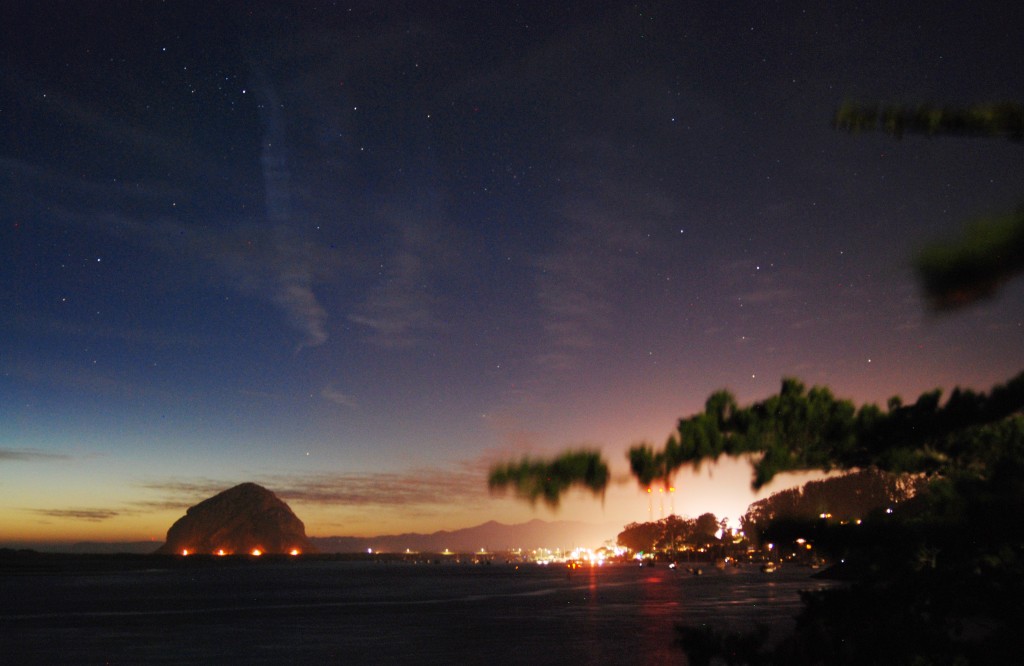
<box><xmin>311</xmin><ymin>519</ymin><xmax>617</xmax><ymax>554</ymax></box>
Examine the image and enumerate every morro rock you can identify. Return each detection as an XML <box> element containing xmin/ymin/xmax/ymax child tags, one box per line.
<box><xmin>155</xmin><ymin>482</ymin><xmax>315</xmax><ymax>555</ymax></box>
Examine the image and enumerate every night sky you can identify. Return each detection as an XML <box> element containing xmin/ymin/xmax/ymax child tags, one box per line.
<box><xmin>3</xmin><ymin>1</ymin><xmax>1022</xmax><ymax>545</ymax></box>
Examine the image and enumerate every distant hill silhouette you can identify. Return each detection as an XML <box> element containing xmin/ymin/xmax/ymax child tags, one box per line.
<box><xmin>311</xmin><ymin>518</ymin><xmax>616</xmax><ymax>554</ymax></box>
<box><xmin>155</xmin><ymin>482</ymin><xmax>314</xmax><ymax>555</ymax></box>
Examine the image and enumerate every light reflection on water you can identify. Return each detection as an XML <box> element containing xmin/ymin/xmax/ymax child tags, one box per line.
<box><xmin>1</xmin><ymin>561</ymin><xmax>836</xmax><ymax>664</ymax></box>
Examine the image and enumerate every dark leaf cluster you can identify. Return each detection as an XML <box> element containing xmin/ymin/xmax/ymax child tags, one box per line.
<box><xmin>834</xmin><ymin>101</ymin><xmax>1024</xmax><ymax>311</ymax></box>
<box><xmin>916</xmin><ymin>207</ymin><xmax>1024</xmax><ymax>310</ymax></box>
<box><xmin>833</xmin><ymin>101</ymin><xmax>1024</xmax><ymax>141</ymax></box>
<box><xmin>487</xmin><ymin>449</ymin><xmax>608</xmax><ymax>508</ymax></box>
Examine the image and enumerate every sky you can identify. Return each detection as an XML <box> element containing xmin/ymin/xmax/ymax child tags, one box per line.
<box><xmin>2</xmin><ymin>1</ymin><xmax>1022</xmax><ymax>546</ymax></box>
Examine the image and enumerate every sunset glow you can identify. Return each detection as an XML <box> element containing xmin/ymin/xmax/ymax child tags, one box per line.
<box><xmin>1</xmin><ymin>2</ymin><xmax>1020</xmax><ymax>549</ymax></box>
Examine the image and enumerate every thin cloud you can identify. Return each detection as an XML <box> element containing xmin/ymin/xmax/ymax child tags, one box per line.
<box><xmin>736</xmin><ymin>287</ymin><xmax>796</xmax><ymax>305</ymax></box>
<box><xmin>321</xmin><ymin>385</ymin><xmax>358</xmax><ymax>408</ymax></box>
<box><xmin>532</xmin><ymin>179</ymin><xmax>654</xmax><ymax>371</ymax></box>
<box><xmin>138</xmin><ymin>479</ymin><xmax>233</xmax><ymax>502</ymax></box>
<box><xmin>268</xmin><ymin>466</ymin><xmax>488</xmax><ymax>507</ymax></box>
<box><xmin>6</xmin><ymin>357</ymin><xmax>152</xmax><ymax>400</ymax></box>
<box><xmin>13</xmin><ymin>311</ymin><xmax>195</xmax><ymax>350</ymax></box>
<box><xmin>30</xmin><ymin>508</ymin><xmax>119</xmax><ymax>522</ymax></box>
<box><xmin>3</xmin><ymin>92</ymin><xmax>338</xmax><ymax>352</ymax></box>
<box><xmin>91</xmin><ymin>214</ymin><xmax>340</xmax><ymax>351</ymax></box>
<box><xmin>2</xmin><ymin>73</ymin><xmax>230</xmax><ymax>185</ymax></box>
<box><xmin>141</xmin><ymin>461</ymin><xmax>491</xmax><ymax>512</ymax></box>
<box><xmin>348</xmin><ymin>218</ymin><xmax>448</xmax><ymax>349</ymax></box>
<box><xmin>0</xmin><ymin>448</ymin><xmax>71</xmax><ymax>462</ymax></box>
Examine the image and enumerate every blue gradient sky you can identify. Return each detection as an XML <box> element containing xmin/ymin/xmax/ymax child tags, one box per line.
<box><xmin>2</xmin><ymin>1</ymin><xmax>1022</xmax><ymax>544</ymax></box>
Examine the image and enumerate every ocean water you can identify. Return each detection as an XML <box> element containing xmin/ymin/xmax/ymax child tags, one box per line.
<box><xmin>1</xmin><ymin>560</ymin><xmax>834</xmax><ymax>664</ymax></box>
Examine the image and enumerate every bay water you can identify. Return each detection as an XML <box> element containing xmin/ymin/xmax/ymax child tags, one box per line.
<box><xmin>1</xmin><ymin>560</ymin><xmax>834</xmax><ymax>664</ymax></box>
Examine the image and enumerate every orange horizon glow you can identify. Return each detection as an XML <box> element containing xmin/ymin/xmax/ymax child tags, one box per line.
<box><xmin>0</xmin><ymin>460</ymin><xmax>838</xmax><ymax>548</ymax></box>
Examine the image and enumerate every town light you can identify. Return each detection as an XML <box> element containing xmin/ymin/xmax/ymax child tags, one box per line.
<box><xmin>251</xmin><ymin>548</ymin><xmax>263</xmax><ymax>556</ymax></box>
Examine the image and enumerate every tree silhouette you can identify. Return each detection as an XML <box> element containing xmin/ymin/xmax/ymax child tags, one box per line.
<box><xmin>616</xmin><ymin>513</ymin><xmax>726</xmax><ymax>555</ymax></box>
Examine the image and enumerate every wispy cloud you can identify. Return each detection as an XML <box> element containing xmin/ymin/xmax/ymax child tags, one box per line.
<box><xmin>29</xmin><ymin>508</ymin><xmax>119</xmax><ymax>522</ymax></box>
<box><xmin>321</xmin><ymin>385</ymin><xmax>358</xmax><ymax>408</ymax></box>
<box><xmin>0</xmin><ymin>448</ymin><xmax>71</xmax><ymax>462</ymax></box>
<box><xmin>13</xmin><ymin>311</ymin><xmax>194</xmax><ymax>350</ymax></box>
<box><xmin>3</xmin><ymin>68</ymin><xmax>341</xmax><ymax>353</ymax></box>
<box><xmin>5</xmin><ymin>154</ymin><xmax>341</xmax><ymax>352</ymax></box>
<box><xmin>271</xmin><ymin>467</ymin><xmax>487</xmax><ymax>507</ymax></box>
<box><xmin>1</xmin><ymin>73</ymin><xmax>229</xmax><ymax>186</ymax></box>
<box><xmin>532</xmin><ymin>176</ymin><xmax>655</xmax><ymax>371</ymax></box>
<box><xmin>735</xmin><ymin>287</ymin><xmax>797</xmax><ymax>305</ymax></box>
<box><xmin>348</xmin><ymin>217</ymin><xmax>449</xmax><ymax>349</ymax></box>
<box><xmin>98</xmin><ymin>214</ymin><xmax>341</xmax><ymax>351</ymax></box>
<box><xmin>141</xmin><ymin>461</ymin><xmax>490</xmax><ymax>511</ymax></box>
<box><xmin>132</xmin><ymin>479</ymin><xmax>234</xmax><ymax>515</ymax></box>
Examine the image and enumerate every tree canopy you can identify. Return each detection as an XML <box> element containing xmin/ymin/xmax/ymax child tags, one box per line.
<box><xmin>616</xmin><ymin>512</ymin><xmax>722</xmax><ymax>554</ymax></box>
<box><xmin>635</xmin><ymin>370</ymin><xmax>1024</xmax><ymax>490</ymax></box>
<box><xmin>740</xmin><ymin>467</ymin><xmax>926</xmax><ymax>537</ymax></box>
<box><xmin>487</xmin><ymin>371</ymin><xmax>1024</xmax><ymax>508</ymax></box>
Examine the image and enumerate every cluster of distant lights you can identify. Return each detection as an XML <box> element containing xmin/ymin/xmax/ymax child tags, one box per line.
<box><xmin>179</xmin><ymin>548</ymin><xmax>302</xmax><ymax>557</ymax></box>
<box><xmin>174</xmin><ymin>509</ymin><xmax>895</xmax><ymax>561</ymax></box>
<box><xmin>534</xmin><ymin>546</ymin><xmax>627</xmax><ymax>566</ymax></box>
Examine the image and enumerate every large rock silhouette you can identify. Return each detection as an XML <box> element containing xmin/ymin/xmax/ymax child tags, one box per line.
<box><xmin>155</xmin><ymin>482</ymin><xmax>315</xmax><ymax>555</ymax></box>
